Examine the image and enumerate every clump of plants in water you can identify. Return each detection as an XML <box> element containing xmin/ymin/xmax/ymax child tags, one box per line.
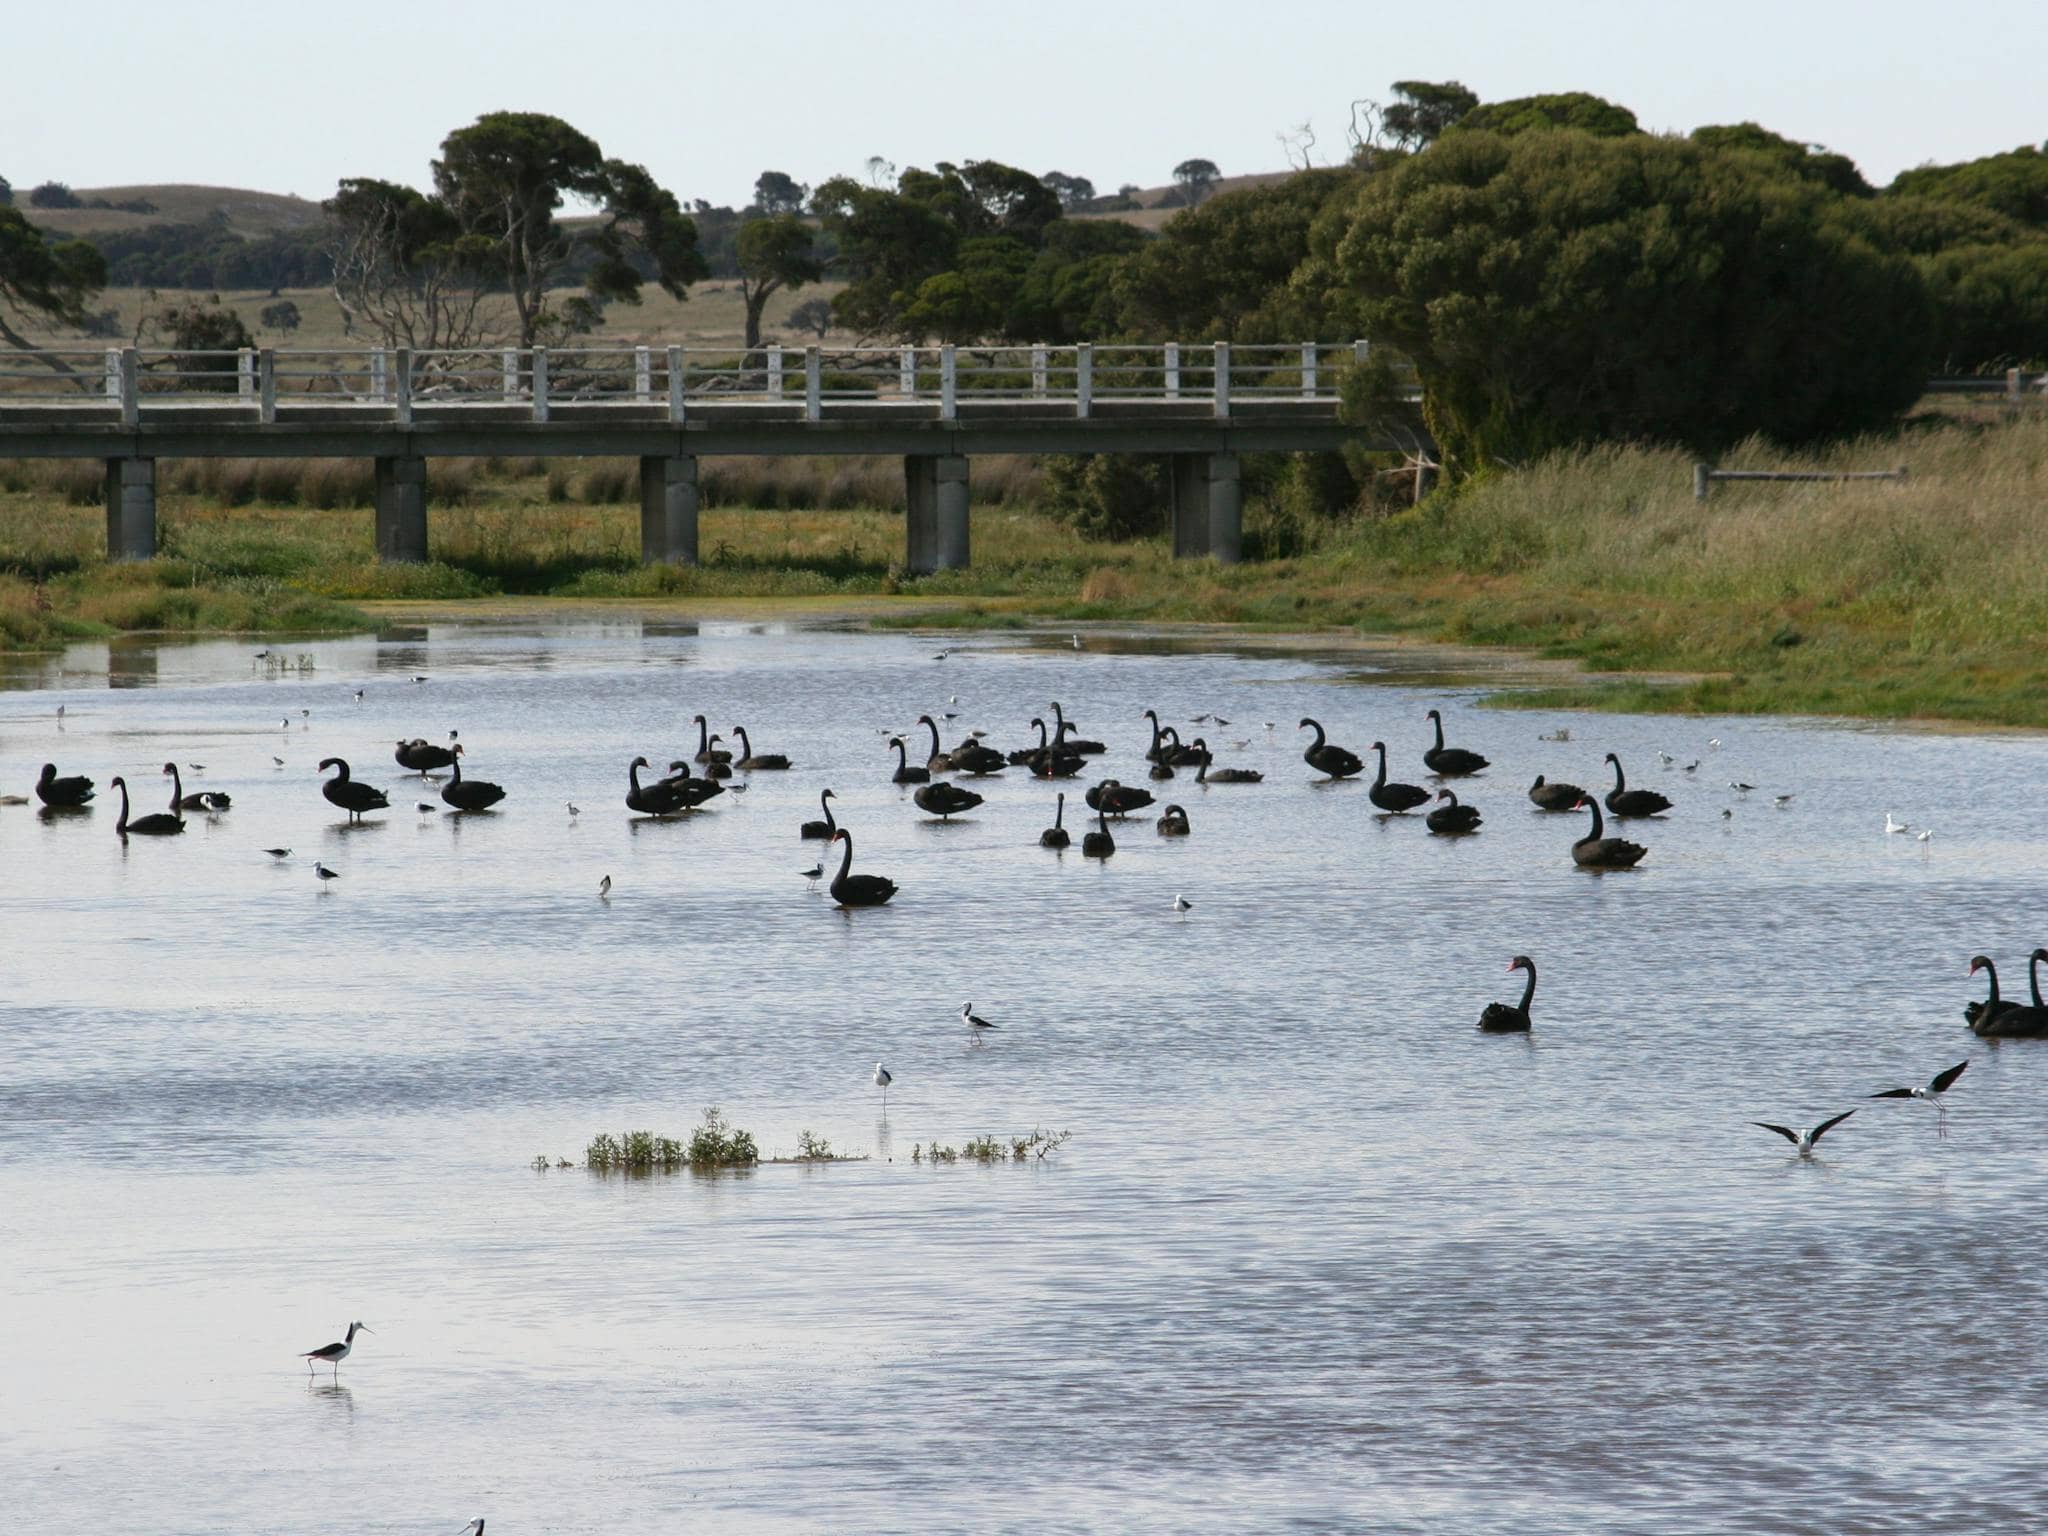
<box><xmin>914</xmin><ymin>1128</ymin><xmax>1071</xmax><ymax>1164</ymax></box>
<box><xmin>575</xmin><ymin>1107</ymin><xmax>759</xmax><ymax>1173</ymax></box>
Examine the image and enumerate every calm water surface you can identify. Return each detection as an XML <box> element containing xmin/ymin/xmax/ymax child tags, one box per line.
<box><xmin>2</xmin><ymin>622</ymin><xmax>2045</xmax><ymax>1534</ymax></box>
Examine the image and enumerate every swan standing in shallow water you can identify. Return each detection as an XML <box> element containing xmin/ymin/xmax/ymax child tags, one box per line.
<box><xmin>319</xmin><ymin>758</ymin><xmax>389</xmax><ymax>823</ymax></box>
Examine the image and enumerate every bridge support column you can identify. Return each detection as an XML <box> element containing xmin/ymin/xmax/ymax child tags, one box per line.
<box><xmin>639</xmin><ymin>454</ymin><xmax>699</xmax><ymax>565</ymax></box>
<box><xmin>905</xmin><ymin>454</ymin><xmax>969</xmax><ymax>574</ymax></box>
<box><xmin>1171</xmin><ymin>452</ymin><xmax>1242</xmax><ymax>564</ymax></box>
<box><xmin>375</xmin><ymin>455</ymin><xmax>428</xmax><ymax>563</ymax></box>
<box><xmin>104</xmin><ymin>457</ymin><xmax>156</xmax><ymax>561</ymax></box>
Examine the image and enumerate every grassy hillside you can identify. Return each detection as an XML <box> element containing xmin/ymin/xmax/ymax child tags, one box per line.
<box><xmin>10</xmin><ymin>279</ymin><xmax>859</xmax><ymax>350</ymax></box>
<box><xmin>28</xmin><ymin>184</ymin><xmax>326</xmax><ymax>238</ymax></box>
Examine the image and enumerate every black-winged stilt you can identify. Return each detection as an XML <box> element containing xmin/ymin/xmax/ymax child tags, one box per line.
<box><xmin>1869</xmin><ymin>1059</ymin><xmax>1969</xmax><ymax>1136</ymax></box>
<box><xmin>301</xmin><ymin>1321</ymin><xmax>370</xmax><ymax>1377</ymax></box>
<box><xmin>874</xmin><ymin>1063</ymin><xmax>892</xmax><ymax>1110</ymax></box>
<box><xmin>961</xmin><ymin>1003</ymin><xmax>997</xmax><ymax>1031</ymax></box>
<box><xmin>1750</xmin><ymin>1109</ymin><xmax>1855</xmax><ymax>1156</ymax></box>
<box><xmin>313</xmin><ymin>862</ymin><xmax>339</xmax><ymax>881</ymax></box>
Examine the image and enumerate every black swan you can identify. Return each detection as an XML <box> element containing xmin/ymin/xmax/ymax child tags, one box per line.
<box><xmin>395</xmin><ymin>734</ymin><xmax>457</xmax><ymax>773</ymax></box>
<box><xmin>441</xmin><ymin>747</ymin><xmax>507</xmax><ymax>811</ymax></box>
<box><xmin>1040</xmin><ymin>793</ymin><xmax>1071</xmax><ymax>849</ymax></box>
<box><xmin>829</xmin><ymin>829</ymin><xmax>898</xmax><ymax>907</ymax></box>
<box><xmin>1161</xmin><ymin>727</ymin><xmax>1208</xmax><ymax>768</ymax></box>
<box><xmin>691</xmin><ymin>715</ymin><xmax>733</xmax><ymax>765</ymax></box>
<box><xmin>1423</xmin><ymin>709</ymin><xmax>1489</xmax><ymax>776</ymax></box>
<box><xmin>319</xmin><ymin>758</ymin><xmax>389</xmax><ymax>823</ymax></box>
<box><xmin>1192</xmin><ymin>738</ymin><xmax>1262</xmax><ymax>784</ymax></box>
<box><xmin>948</xmin><ymin>734</ymin><xmax>1007</xmax><ymax>776</ymax></box>
<box><xmin>1603</xmin><ymin>754</ymin><xmax>1672</xmax><ymax>818</ymax></box>
<box><xmin>1048</xmin><ymin>702</ymin><xmax>1105</xmax><ymax>755</ymax></box>
<box><xmin>1528</xmin><ymin>775</ymin><xmax>1585</xmax><ymax>812</ymax></box>
<box><xmin>1081</xmin><ymin>800</ymin><xmax>1115</xmax><ymax>859</ymax></box>
<box><xmin>661</xmin><ymin>761</ymin><xmax>726</xmax><ymax>809</ymax></box>
<box><xmin>730</xmin><ymin>725</ymin><xmax>790</xmax><ymax>770</ymax></box>
<box><xmin>915</xmin><ymin>782</ymin><xmax>983</xmax><ymax>820</ymax></box>
<box><xmin>1143</xmin><ymin>709</ymin><xmax>1169</xmax><ymax>764</ymax></box>
<box><xmin>1478</xmin><ymin>956</ymin><xmax>1536</xmax><ymax>1032</ymax></box>
<box><xmin>800</xmin><ymin>789</ymin><xmax>838</xmax><ymax>840</ymax></box>
<box><xmin>1368</xmin><ymin>742</ymin><xmax>1431</xmax><ymax>813</ymax></box>
<box><xmin>1571</xmin><ymin>797</ymin><xmax>1647</xmax><ymax>869</ymax></box>
<box><xmin>1086</xmin><ymin>779</ymin><xmax>1155</xmax><ymax>818</ymax></box>
<box><xmin>35</xmin><ymin>762</ymin><xmax>94</xmax><ymax>807</ymax></box>
<box><xmin>1008</xmin><ymin>720</ymin><xmax>1050</xmax><ymax>767</ymax></box>
<box><xmin>111</xmin><ymin>775</ymin><xmax>183</xmax><ymax>837</ymax></box>
<box><xmin>626</xmin><ymin>755</ymin><xmax>690</xmax><ymax>817</ymax></box>
<box><xmin>888</xmin><ymin>736</ymin><xmax>930</xmax><ymax>784</ymax></box>
<box><xmin>1148</xmin><ymin>753</ymin><xmax>1176</xmax><ymax>781</ymax></box>
<box><xmin>1427</xmin><ymin>788</ymin><xmax>1483</xmax><ymax>835</ymax></box>
<box><xmin>1156</xmin><ymin>804</ymin><xmax>1190</xmax><ymax>837</ymax></box>
<box><xmin>702</xmin><ymin>738</ymin><xmax>734</xmax><ymax>778</ymax></box>
<box><xmin>1966</xmin><ymin>954</ymin><xmax>2048</xmax><ymax>1038</ymax></box>
<box><xmin>1022</xmin><ymin>719</ymin><xmax>1082</xmax><ymax>778</ymax></box>
<box><xmin>1300</xmin><ymin>718</ymin><xmax>1364</xmax><ymax>780</ymax></box>
<box><xmin>917</xmin><ymin>714</ymin><xmax>954</xmax><ymax>772</ymax></box>
<box><xmin>162</xmin><ymin>761</ymin><xmax>224</xmax><ymax>813</ymax></box>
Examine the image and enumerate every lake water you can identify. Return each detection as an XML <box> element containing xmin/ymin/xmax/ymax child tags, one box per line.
<box><xmin>3</xmin><ymin>619</ymin><xmax>2045</xmax><ymax>1534</ymax></box>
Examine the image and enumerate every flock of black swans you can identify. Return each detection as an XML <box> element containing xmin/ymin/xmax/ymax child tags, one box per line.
<box><xmin>19</xmin><ymin>673</ymin><xmax>2042</xmax><ymax>1155</ymax></box>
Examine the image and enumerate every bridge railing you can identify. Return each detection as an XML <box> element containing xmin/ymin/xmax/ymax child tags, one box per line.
<box><xmin>0</xmin><ymin>341</ymin><xmax>1388</xmax><ymax>421</ymax></box>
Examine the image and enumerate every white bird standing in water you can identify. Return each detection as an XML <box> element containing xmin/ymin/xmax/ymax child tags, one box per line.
<box><xmin>961</xmin><ymin>1002</ymin><xmax>998</xmax><ymax>1031</ymax></box>
<box><xmin>313</xmin><ymin>861</ymin><xmax>339</xmax><ymax>882</ymax></box>
<box><xmin>301</xmin><ymin>1321</ymin><xmax>370</xmax><ymax>1377</ymax></box>
<box><xmin>1174</xmin><ymin>894</ymin><xmax>1193</xmax><ymax>913</ymax></box>
<box><xmin>873</xmin><ymin>1062</ymin><xmax>893</xmax><ymax>1110</ymax></box>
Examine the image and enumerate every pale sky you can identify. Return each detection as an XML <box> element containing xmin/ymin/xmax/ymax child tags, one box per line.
<box><xmin>5</xmin><ymin>0</ymin><xmax>2040</xmax><ymax>206</ymax></box>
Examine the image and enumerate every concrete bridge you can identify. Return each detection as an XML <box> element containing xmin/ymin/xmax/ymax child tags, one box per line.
<box><xmin>0</xmin><ymin>342</ymin><xmax>1412</xmax><ymax>570</ymax></box>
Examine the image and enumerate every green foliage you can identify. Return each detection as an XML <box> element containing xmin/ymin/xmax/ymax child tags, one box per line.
<box><xmin>146</xmin><ymin>299</ymin><xmax>252</xmax><ymax>391</ymax></box>
<box><xmin>751</xmin><ymin>169</ymin><xmax>807</xmax><ymax>216</ymax></box>
<box><xmin>735</xmin><ymin>214</ymin><xmax>822</xmax><ymax>346</ymax></box>
<box><xmin>1042</xmin><ymin>171</ymin><xmax>1096</xmax><ymax>211</ymax></box>
<box><xmin>1324</xmin><ymin>129</ymin><xmax>1932</xmax><ymax>467</ymax></box>
<box><xmin>1382</xmin><ymin>81</ymin><xmax>1478</xmax><ymax>150</ymax></box>
<box><xmin>787</xmin><ymin>296</ymin><xmax>834</xmax><ymax>338</ymax></box>
<box><xmin>1849</xmin><ymin>195</ymin><xmax>2032</xmax><ymax>256</ymax></box>
<box><xmin>28</xmin><ymin>181</ymin><xmax>82</xmax><ymax>209</ymax></box>
<box><xmin>685</xmin><ymin>1107</ymin><xmax>758</xmax><ymax>1168</ymax></box>
<box><xmin>1171</xmin><ymin>159</ymin><xmax>1221</xmax><ymax>205</ymax></box>
<box><xmin>914</xmin><ymin>1128</ymin><xmax>1071</xmax><ymax>1163</ymax></box>
<box><xmin>1006</xmin><ymin>220</ymin><xmax>1146</xmax><ymax>343</ymax></box>
<box><xmin>258</xmin><ymin>299</ymin><xmax>301</xmax><ymax>333</ymax></box>
<box><xmin>1041</xmin><ymin>453</ymin><xmax>1166</xmax><ymax>541</ymax></box>
<box><xmin>1919</xmin><ymin>242</ymin><xmax>2048</xmax><ymax>368</ymax></box>
<box><xmin>1453</xmin><ymin>92</ymin><xmax>1640</xmax><ymax>139</ymax></box>
<box><xmin>1118</xmin><ymin>168</ymin><xmax>1359</xmax><ymax>340</ymax></box>
<box><xmin>1890</xmin><ymin>145</ymin><xmax>2048</xmax><ymax>228</ymax></box>
<box><xmin>0</xmin><ymin>175</ymin><xmax>12</xmax><ymax>207</ymax></box>
<box><xmin>428</xmin><ymin>111</ymin><xmax>706</xmax><ymax>345</ymax></box>
<box><xmin>583</xmin><ymin>1108</ymin><xmax>758</xmax><ymax>1173</ymax></box>
<box><xmin>1690</xmin><ymin>123</ymin><xmax>1872</xmax><ymax>196</ymax></box>
<box><xmin>0</xmin><ymin>205</ymin><xmax>107</xmax><ymax>345</ymax></box>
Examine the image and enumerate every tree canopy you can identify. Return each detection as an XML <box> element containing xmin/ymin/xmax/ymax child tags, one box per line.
<box><xmin>1889</xmin><ymin>145</ymin><xmax>2048</xmax><ymax>228</ymax></box>
<box><xmin>1322</xmin><ymin>128</ymin><xmax>1930</xmax><ymax>466</ymax></box>
<box><xmin>735</xmin><ymin>214</ymin><xmax>822</xmax><ymax>348</ymax></box>
<box><xmin>0</xmin><ymin>204</ymin><xmax>107</xmax><ymax>357</ymax></box>
<box><xmin>1453</xmin><ymin>92</ymin><xmax>1640</xmax><ymax>140</ymax></box>
<box><xmin>1381</xmin><ymin>81</ymin><xmax>1477</xmax><ymax>150</ymax></box>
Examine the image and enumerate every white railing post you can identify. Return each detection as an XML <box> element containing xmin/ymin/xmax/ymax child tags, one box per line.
<box><xmin>394</xmin><ymin>347</ymin><xmax>413</xmax><ymax>425</ymax></box>
<box><xmin>1164</xmin><ymin>342</ymin><xmax>1180</xmax><ymax>399</ymax></box>
<box><xmin>767</xmin><ymin>344</ymin><xmax>783</xmax><ymax>400</ymax></box>
<box><xmin>531</xmin><ymin>347</ymin><xmax>549</xmax><ymax>422</ymax></box>
<box><xmin>118</xmin><ymin>347</ymin><xmax>139</xmax><ymax>426</ymax></box>
<box><xmin>667</xmin><ymin>345</ymin><xmax>685</xmax><ymax>423</ymax></box>
<box><xmin>371</xmin><ymin>348</ymin><xmax>388</xmax><ymax>403</ymax></box>
<box><xmin>1354</xmin><ymin>339</ymin><xmax>1370</xmax><ymax>369</ymax></box>
<box><xmin>258</xmin><ymin>349</ymin><xmax>276</xmax><ymax>423</ymax></box>
<box><xmin>1213</xmin><ymin>342</ymin><xmax>1231</xmax><ymax>419</ymax></box>
<box><xmin>238</xmin><ymin>348</ymin><xmax>255</xmax><ymax>401</ymax></box>
<box><xmin>900</xmin><ymin>346</ymin><xmax>917</xmax><ymax>399</ymax></box>
<box><xmin>1302</xmin><ymin>341</ymin><xmax>1318</xmax><ymax>399</ymax></box>
<box><xmin>634</xmin><ymin>346</ymin><xmax>652</xmax><ymax>402</ymax></box>
<box><xmin>502</xmin><ymin>349</ymin><xmax>519</xmax><ymax>400</ymax></box>
<box><xmin>940</xmin><ymin>345</ymin><xmax>957</xmax><ymax>419</ymax></box>
<box><xmin>1031</xmin><ymin>344</ymin><xmax>1047</xmax><ymax>400</ymax></box>
<box><xmin>104</xmin><ymin>348</ymin><xmax>120</xmax><ymax>401</ymax></box>
<box><xmin>804</xmin><ymin>347</ymin><xmax>822</xmax><ymax>421</ymax></box>
<box><xmin>1075</xmin><ymin>344</ymin><xmax>1093</xmax><ymax>419</ymax></box>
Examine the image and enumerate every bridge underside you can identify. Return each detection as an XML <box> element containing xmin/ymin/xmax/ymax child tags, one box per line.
<box><xmin>0</xmin><ymin>402</ymin><xmax>1422</xmax><ymax>571</ymax></box>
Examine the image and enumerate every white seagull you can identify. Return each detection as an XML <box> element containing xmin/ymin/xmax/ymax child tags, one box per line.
<box><xmin>1750</xmin><ymin>1109</ymin><xmax>1855</xmax><ymax>1156</ymax></box>
<box><xmin>301</xmin><ymin>1321</ymin><xmax>370</xmax><ymax>1377</ymax></box>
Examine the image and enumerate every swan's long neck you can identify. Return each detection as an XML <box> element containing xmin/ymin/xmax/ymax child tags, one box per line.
<box><xmin>834</xmin><ymin>834</ymin><xmax>854</xmax><ymax>883</ymax></box>
<box><xmin>2033</xmin><ymin>950</ymin><xmax>2047</xmax><ymax>1010</ymax></box>
<box><xmin>821</xmin><ymin>791</ymin><xmax>835</xmax><ymax>830</ymax></box>
<box><xmin>696</xmin><ymin>717</ymin><xmax>709</xmax><ymax>753</ymax></box>
<box><xmin>1519</xmin><ymin>963</ymin><xmax>1537</xmax><ymax>1013</ymax></box>
<box><xmin>1373</xmin><ymin>743</ymin><xmax>1388</xmax><ymax>787</ymax></box>
<box><xmin>167</xmin><ymin>765</ymin><xmax>183</xmax><ymax>809</ymax></box>
<box><xmin>923</xmin><ymin>718</ymin><xmax>941</xmax><ymax>757</ymax></box>
<box><xmin>114</xmin><ymin>780</ymin><xmax>129</xmax><ymax>833</ymax></box>
<box><xmin>734</xmin><ymin>727</ymin><xmax>750</xmax><ymax>758</ymax></box>
<box><xmin>1610</xmin><ymin>758</ymin><xmax>1625</xmax><ymax>793</ymax></box>
<box><xmin>630</xmin><ymin>760</ymin><xmax>644</xmax><ymax>793</ymax></box>
<box><xmin>1431</xmin><ymin>713</ymin><xmax>1445</xmax><ymax>752</ymax></box>
<box><xmin>1982</xmin><ymin>962</ymin><xmax>2002</xmax><ymax>1010</ymax></box>
<box><xmin>891</xmin><ymin>739</ymin><xmax>906</xmax><ymax>768</ymax></box>
<box><xmin>1584</xmin><ymin>800</ymin><xmax>1605</xmax><ymax>839</ymax></box>
<box><xmin>1054</xmin><ymin>795</ymin><xmax>1065</xmax><ymax>829</ymax></box>
<box><xmin>1306</xmin><ymin>719</ymin><xmax>1325</xmax><ymax>751</ymax></box>
<box><xmin>1035</xmin><ymin>719</ymin><xmax>1048</xmax><ymax>748</ymax></box>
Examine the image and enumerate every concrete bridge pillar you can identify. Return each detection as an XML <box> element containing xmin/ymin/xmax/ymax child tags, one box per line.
<box><xmin>905</xmin><ymin>454</ymin><xmax>969</xmax><ymax>574</ymax></box>
<box><xmin>104</xmin><ymin>457</ymin><xmax>157</xmax><ymax>560</ymax></box>
<box><xmin>375</xmin><ymin>455</ymin><xmax>428</xmax><ymax>563</ymax></box>
<box><xmin>1171</xmin><ymin>452</ymin><xmax>1242</xmax><ymax>564</ymax></box>
<box><xmin>640</xmin><ymin>454</ymin><xmax>699</xmax><ymax>565</ymax></box>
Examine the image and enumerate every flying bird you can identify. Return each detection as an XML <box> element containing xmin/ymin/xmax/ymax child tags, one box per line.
<box><xmin>1750</xmin><ymin>1109</ymin><xmax>1856</xmax><ymax>1156</ymax></box>
<box><xmin>1870</xmin><ymin>1060</ymin><xmax>1970</xmax><ymax>1137</ymax></box>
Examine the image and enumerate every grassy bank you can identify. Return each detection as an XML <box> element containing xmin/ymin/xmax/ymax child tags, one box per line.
<box><xmin>2</xmin><ymin>408</ymin><xmax>2044</xmax><ymax>725</ymax></box>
